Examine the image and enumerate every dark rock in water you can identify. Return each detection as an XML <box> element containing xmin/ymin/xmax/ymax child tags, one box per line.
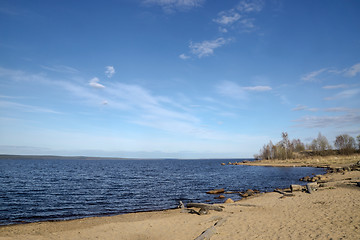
<box><xmin>206</xmin><ymin>188</ymin><xmax>225</xmax><ymax>194</ymax></box>
<box><xmin>300</xmin><ymin>176</ymin><xmax>310</xmax><ymax>182</ymax></box>
<box><xmin>240</xmin><ymin>189</ymin><xmax>257</xmax><ymax>198</ymax></box>
<box><xmin>215</xmin><ymin>195</ymin><xmax>225</xmax><ymax>199</ymax></box>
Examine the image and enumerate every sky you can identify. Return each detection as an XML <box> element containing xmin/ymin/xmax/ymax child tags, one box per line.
<box><xmin>0</xmin><ymin>0</ymin><xmax>360</xmax><ymax>158</ymax></box>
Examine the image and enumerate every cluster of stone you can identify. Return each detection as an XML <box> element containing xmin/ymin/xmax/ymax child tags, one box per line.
<box><xmin>221</xmin><ymin>160</ymin><xmax>251</xmax><ymax>165</ymax></box>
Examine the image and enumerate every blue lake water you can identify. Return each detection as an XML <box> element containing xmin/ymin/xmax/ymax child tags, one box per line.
<box><xmin>0</xmin><ymin>158</ymin><xmax>325</xmax><ymax>225</ymax></box>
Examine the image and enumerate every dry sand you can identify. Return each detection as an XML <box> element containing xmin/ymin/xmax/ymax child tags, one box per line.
<box><xmin>1</xmin><ymin>159</ymin><xmax>360</xmax><ymax>240</ymax></box>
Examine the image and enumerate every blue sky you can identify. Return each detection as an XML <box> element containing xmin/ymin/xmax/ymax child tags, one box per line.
<box><xmin>0</xmin><ymin>0</ymin><xmax>359</xmax><ymax>158</ymax></box>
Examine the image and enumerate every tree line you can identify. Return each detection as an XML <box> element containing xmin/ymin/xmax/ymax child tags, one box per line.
<box><xmin>255</xmin><ymin>132</ymin><xmax>360</xmax><ymax>160</ymax></box>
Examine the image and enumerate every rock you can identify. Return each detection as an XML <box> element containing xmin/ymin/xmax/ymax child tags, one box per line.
<box><xmin>240</xmin><ymin>192</ymin><xmax>249</xmax><ymax>197</ymax></box>
<box><xmin>215</xmin><ymin>195</ymin><xmax>225</xmax><ymax>199</ymax></box>
<box><xmin>300</xmin><ymin>176</ymin><xmax>310</xmax><ymax>182</ymax></box>
<box><xmin>224</xmin><ymin>198</ymin><xmax>234</xmax><ymax>203</ymax></box>
<box><xmin>246</xmin><ymin>189</ymin><xmax>255</xmax><ymax>194</ymax></box>
<box><xmin>221</xmin><ymin>163</ymin><xmax>226</xmax><ymax>166</ymax></box>
<box><xmin>206</xmin><ymin>188</ymin><xmax>225</xmax><ymax>194</ymax></box>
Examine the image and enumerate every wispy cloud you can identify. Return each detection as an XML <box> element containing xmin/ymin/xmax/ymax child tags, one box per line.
<box><xmin>293</xmin><ymin>113</ymin><xmax>360</xmax><ymax>128</ymax></box>
<box><xmin>343</xmin><ymin>62</ymin><xmax>360</xmax><ymax>77</ymax></box>
<box><xmin>213</xmin><ymin>0</ymin><xmax>264</xmax><ymax>33</ymax></box>
<box><xmin>105</xmin><ymin>66</ymin><xmax>115</xmax><ymax>78</ymax></box>
<box><xmin>292</xmin><ymin>104</ymin><xmax>319</xmax><ymax>112</ymax></box>
<box><xmin>216</xmin><ymin>81</ymin><xmax>271</xmax><ymax>99</ymax></box>
<box><xmin>216</xmin><ymin>81</ymin><xmax>247</xmax><ymax>100</ymax></box>
<box><xmin>237</xmin><ymin>0</ymin><xmax>264</xmax><ymax>13</ymax></box>
<box><xmin>190</xmin><ymin>38</ymin><xmax>229</xmax><ymax>58</ymax></box>
<box><xmin>324</xmin><ymin>107</ymin><xmax>353</xmax><ymax>112</ymax></box>
<box><xmin>89</xmin><ymin>77</ymin><xmax>105</xmax><ymax>89</ymax></box>
<box><xmin>243</xmin><ymin>85</ymin><xmax>272</xmax><ymax>91</ymax></box>
<box><xmin>179</xmin><ymin>53</ymin><xmax>190</xmax><ymax>60</ymax></box>
<box><xmin>324</xmin><ymin>89</ymin><xmax>360</xmax><ymax>101</ymax></box>
<box><xmin>292</xmin><ymin>104</ymin><xmax>307</xmax><ymax>111</ymax></box>
<box><xmin>213</xmin><ymin>9</ymin><xmax>241</xmax><ymax>25</ymax></box>
<box><xmin>322</xmin><ymin>84</ymin><xmax>348</xmax><ymax>89</ymax></box>
<box><xmin>0</xmin><ymin>100</ymin><xmax>61</xmax><ymax>114</ymax></box>
<box><xmin>143</xmin><ymin>0</ymin><xmax>205</xmax><ymax>12</ymax></box>
<box><xmin>301</xmin><ymin>68</ymin><xmax>327</xmax><ymax>81</ymax></box>
<box><xmin>303</xmin><ymin>62</ymin><xmax>360</xmax><ymax>82</ymax></box>
<box><xmin>41</xmin><ymin>65</ymin><xmax>79</xmax><ymax>74</ymax></box>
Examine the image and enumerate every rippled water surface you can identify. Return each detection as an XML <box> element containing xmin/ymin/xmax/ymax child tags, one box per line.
<box><xmin>0</xmin><ymin>158</ymin><xmax>325</xmax><ymax>225</ymax></box>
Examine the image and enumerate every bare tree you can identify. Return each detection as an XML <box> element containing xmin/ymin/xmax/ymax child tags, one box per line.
<box><xmin>334</xmin><ymin>134</ymin><xmax>356</xmax><ymax>154</ymax></box>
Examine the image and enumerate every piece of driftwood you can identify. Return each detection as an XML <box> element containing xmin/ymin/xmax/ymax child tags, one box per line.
<box><xmin>274</xmin><ymin>189</ymin><xmax>295</xmax><ymax>197</ymax></box>
<box><xmin>194</xmin><ymin>226</ymin><xmax>217</xmax><ymax>240</ymax></box>
<box><xmin>187</xmin><ymin>203</ymin><xmax>223</xmax><ymax>212</ymax></box>
<box><xmin>194</xmin><ymin>217</ymin><xmax>228</xmax><ymax>240</ymax></box>
<box><xmin>306</xmin><ymin>183</ymin><xmax>318</xmax><ymax>194</ymax></box>
<box><xmin>290</xmin><ymin>184</ymin><xmax>303</xmax><ymax>192</ymax></box>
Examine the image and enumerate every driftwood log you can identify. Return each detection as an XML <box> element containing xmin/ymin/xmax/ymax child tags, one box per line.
<box><xmin>290</xmin><ymin>184</ymin><xmax>303</xmax><ymax>192</ymax></box>
<box><xmin>306</xmin><ymin>183</ymin><xmax>318</xmax><ymax>194</ymax></box>
<box><xmin>186</xmin><ymin>203</ymin><xmax>223</xmax><ymax>215</ymax></box>
<box><xmin>194</xmin><ymin>217</ymin><xmax>228</xmax><ymax>240</ymax></box>
<box><xmin>274</xmin><ymin>189</ymin><xmax>295</xmax><ymax>197</ymax></box>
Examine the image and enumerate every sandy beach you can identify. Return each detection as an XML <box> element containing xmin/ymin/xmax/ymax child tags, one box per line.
<box><xmin>1</xmin><ymin>158</ymin><xmax>360</xmax><ymax>240</ymax></box>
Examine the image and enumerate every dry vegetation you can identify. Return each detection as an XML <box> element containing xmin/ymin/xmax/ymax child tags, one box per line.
<box><xmin>240</xmin><ymin>154</ymin><xmax>360</xmax><ymax>168</ymax></box>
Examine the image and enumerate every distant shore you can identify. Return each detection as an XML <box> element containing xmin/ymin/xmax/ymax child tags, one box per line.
<box><xmin>1</xmin><ymin>155</ymin><xmax>359</xmax><ymax>239</ymax></box>
<box><xmin>225</xmin><ymin>154</ymin><xmax>360</xmax><ymax>168</ymax></box>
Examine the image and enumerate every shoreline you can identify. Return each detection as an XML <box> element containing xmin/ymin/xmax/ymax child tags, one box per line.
<box><xmin>225</xmin><ymin>154</ymin><xmax>360</xmax><ymax>168</ymax></box>
<box><xmin>1</xmin><ymin>156</ymin><xmax>359</xmax><ymax>239</ymax></box>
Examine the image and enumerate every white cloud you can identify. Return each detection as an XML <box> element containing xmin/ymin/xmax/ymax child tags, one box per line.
<box><xmin>41</xmin><ymin>65</ymin><xmax>79</xmax><ymax>74</ymax></box>
<box><xmin>343</xmin><ymin>62</ymin><xmax>360</xmax><ymax>77</ymax></box>
<box><xmin>324</xmin><ymin>107</ymin><xmax>352</xmax><ymax>112</ymax></box>
<box><xmin>301</xmin><ymin>68</ymin><xmax>327</xmax><ymax>81</ymax></box>
<box><xmin>0</xmin><ymin>100</ymin><xmax>61</xmax><ymax>114</ymax></box>
<box><xmin>105</xmin><ymin>66</ymin><xmax>115</xmax><ymax>78</ymax></box>
<box><xmin>322</xmin><ymin>84</ymin><xmax>348</xmax><ymax>89</ymax></box>
<box><xmin>292</xmin><ymin>105</ymin><xmax>307</xmax><ymax>111</ymax></box>
<box><xmin>216</xmin><ymin>81</ymin><xmax>247</xmax><ymax>99</ymax></box>
<box><xmin>324</xmin><ymin>89</ymin><xmax>360</xmax><ymax>101</ymax></box>
<box><xmin>218</xmin><ymin>27</ymin><xmax>228</xmax><ymax>33</ymax></box>
<box><xmin>213</xmin><ymin>10</ymin><xmax>241</xmax><ymax>25</ymax></box>
<box><xmin>213</xmin><ymin>0</ymin><xmax>263</xmax><ymax>33</ymax></box>
<box><xmin>143</xmin><ymin>0</ymin><xmax>205</xmax><ymax>12</ymax></box>
<box><xmin>237</xmin><ymin>0</ymin><xmax>264</xmax><ymax>13</ymax></box>
<box><xmin>243</xmin><ymin>85</ymin><xmax>272</xmax><ymax>91</ymax></box>
<box><xmin>293</xmin><ymin>113</ymin><xmax>360</xmax><ymax>128</ymax></box>
<box><xmin>190</xmin><ymin>38</ymin><xmax>229</xmax><ymax>58</ymax></box>
<box><xmin>179</xmin><ymin>53</ymin><xmax>190</xmax><ymax>60</ymax></box>
<box><xmin>89</xmin><ymin>77</ymin><xmax>105</xmax><ymax>89</ymax></box>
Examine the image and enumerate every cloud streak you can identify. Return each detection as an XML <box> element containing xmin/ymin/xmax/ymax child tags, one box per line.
<box><xmin>213</xmin><ymin>0</ymin><xmax>264</xmax><ymax>33</ymax></box>
<box><xmin>293</xmin><ymin>113</ymin><xmax>360</xmax><ymax>128</ymax></box>
<box><xmin>324</xmin><ymin>89</ymin><xmax>360</xmax><ymax>101</ymax></box>
<box><xmin>143</xmin><ymin>0</ymin><xmax>205</xmax><ymax>12</ymax></box>
<box><xmin>89</xmin><ymin>77</ymin><xmax>105</xmax><ymax>89</ymax></box>
<box><xmin>0</xmin><ymin>100</ymin><xmax>61</xmax><ymax>114</ymax></box>
<box><xmin>216</xmin><ymin>81</ymin><xmax>271</xmax><ymax>99</ymax></box>
<box><xmin>343</xmin><ymin>62</ymin><xmax>360</xmax><ymax>77</ymax></box>
<box><xmin>190</xmin><ymin>38</ymin><xmax>229</xmax><ymax>58</ymax></box>
<box><xmin>301</xmin><ymin>68</ymin><xmax>327</xmax><ymax>81</ymax></box>
<box><xmin>105</xmin><ymin>66</ymin><xmax>115</xmax><ymax>78</ymax></box>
